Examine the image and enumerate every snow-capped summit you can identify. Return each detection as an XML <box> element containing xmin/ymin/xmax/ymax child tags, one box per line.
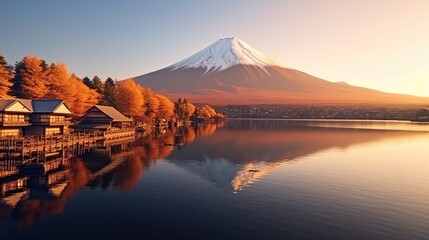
<box><xmin>169</xmin><ymin>37</ymin><xmax>281</xmax><ymax>74</ymax></box>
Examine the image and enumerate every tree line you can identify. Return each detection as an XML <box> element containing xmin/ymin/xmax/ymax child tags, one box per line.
<box><xmin>0</xmin><ymin>54</ymin><xmax>225</xmax><ymax>122</ymax></box>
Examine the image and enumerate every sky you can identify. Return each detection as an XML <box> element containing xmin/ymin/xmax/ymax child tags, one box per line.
<box><xmin>1</xmin><ymin>0</ymin><xmax>428</xmax><ymax>97</ymax></box>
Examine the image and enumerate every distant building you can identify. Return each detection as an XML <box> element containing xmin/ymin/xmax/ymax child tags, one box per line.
<box><xmin>415</xmin><ymin>107</ymin><xmax>429</xmax><ymax>121</ymax></box>
<box><xmin>0</xmin><ymin>99</ymin><xmax>73</xmax><ymax>137</ymax></box>
<box><xmin>74</xmin><ymin>105</ymin><xmax>133</xmax><ymax>132</ymax></box>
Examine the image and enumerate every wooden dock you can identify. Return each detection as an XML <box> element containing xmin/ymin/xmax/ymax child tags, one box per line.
<box><xmin>0</xmin><ymin>129</ymin><xmax>136</xmax><ymax>161</ymax></box>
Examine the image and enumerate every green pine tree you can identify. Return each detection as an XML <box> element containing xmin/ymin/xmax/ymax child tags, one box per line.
<box><xmin>100</xmin><ymin>77</ymin><xmax>117</xmax><ymax>107</ymax></box>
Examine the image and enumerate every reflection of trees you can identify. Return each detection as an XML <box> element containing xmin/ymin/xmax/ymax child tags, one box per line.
<box><xmin>112</xmin><ymin>148</ymin><xmax>144</xmax><ymax>191</ymax></box>
<box><xmin>197</xmin><ymin>121</ymin><xmax>224</xmax><ymax>138</ymax></box>
<box><xmin>1</xmin><ymin>123</ymin><xmax>222</xmax><ymax>226</ymax></box>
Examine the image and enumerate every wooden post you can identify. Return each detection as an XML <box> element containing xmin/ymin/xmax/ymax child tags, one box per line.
<box><xmin>21</xmin><ymin>138</ymin><xmax>24</xmax><ymax>161</ymax></box>
<box><xmin>7</xmin><ymin>139</ymin><xmax>10</xmax><ymax>159</ymax></box>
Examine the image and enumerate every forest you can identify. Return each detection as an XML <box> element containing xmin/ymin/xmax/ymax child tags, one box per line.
<box><xmin>0</xmin><ymin>54</ymin><xmax>225</xmax><ymax>124</ymax></box>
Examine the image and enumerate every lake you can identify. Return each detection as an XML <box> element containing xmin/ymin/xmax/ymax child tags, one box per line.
<box><xmin>1</xmin><ymin>119</ymin><xmax>429</xmax><ymax>239</ymax></box>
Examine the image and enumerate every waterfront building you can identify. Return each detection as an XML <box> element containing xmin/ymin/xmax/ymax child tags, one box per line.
<box><xmin>0</xmin><ymin>99</ymin><xmax>73</xmax><ymax>137</ymax></box>
<box><xmin>74</xmin><ymin>105</ymin><xmax>133</xmax><ymax>132</ymax></box>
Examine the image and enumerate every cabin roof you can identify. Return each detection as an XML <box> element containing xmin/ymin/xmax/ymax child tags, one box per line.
<box><xmin>0</xmin><ymin>99</ymin><xmax>16</xmax><ymax>111</ymax></box>
<box><xmin>32</xmin><ymin>100</ymin><xmax>70</xmax><ymax>113</ymax></box>
<box><xmin>0</xmin><ymin>99</ymin><xmax>32</xmax><ymax>112</ymax></box>
<box><xmin>91</xmin><ymin>105</ymin><xmax>132</xmax><ymax>122</ymax></box>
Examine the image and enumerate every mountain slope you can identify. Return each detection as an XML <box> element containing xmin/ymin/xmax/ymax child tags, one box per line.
<box><xmin>135</xmin><ymin>37</ymin><xmax>429</xmax><ymax>105</ymax></box>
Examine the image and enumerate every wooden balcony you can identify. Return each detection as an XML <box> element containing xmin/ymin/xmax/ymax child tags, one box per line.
<box><xmin>48</xmin><ymin>120</ymin><xmax>72</xmax><ymax>126</ymax></box>
<box><xmin>0</xmin><ymin>121</ymin><xmax>31</xmax><ymax>127</ymax></box>
<box><xmin>31</xmin><ymin>119</ymin><xmax>72</xmax><ymax>126</ymax></box>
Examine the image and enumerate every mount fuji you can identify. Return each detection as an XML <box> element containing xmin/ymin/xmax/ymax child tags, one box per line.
<box><xmin>135</xmin><ymin>37</ymin><xmax>428</xmax><ymax>105</ymax></box>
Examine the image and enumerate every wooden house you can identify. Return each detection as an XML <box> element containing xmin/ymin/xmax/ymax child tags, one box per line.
<box><xmin>74</xmin><ymin>105</ymin><xmax>133</xmax><ymax>132</ymax></box>
<box><xmin>0</xmin><ymin>99</ymin><xmax>73</xmax><ymax>137</ymax></box>
<box><xmin>0</xmin><ymin>99</ymin><xmax>32</xmax><ymax>137</ymax></box>
<box><xmin>21</xmin><ymin>100</ymin><xmax>73</xmax><ymax>136</ymax></box>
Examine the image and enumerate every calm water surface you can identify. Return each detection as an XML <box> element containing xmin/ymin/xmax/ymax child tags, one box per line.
<box><xmin>1</xmin><ymin>119</ymin><xmax>429</xmax><ymax>239</ymax></box>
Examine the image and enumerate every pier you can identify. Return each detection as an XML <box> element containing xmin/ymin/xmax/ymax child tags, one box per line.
<box><xmin>0</xmin><ymin>128</ymin><xmax>136</xmax><ymax>161</ymax></box>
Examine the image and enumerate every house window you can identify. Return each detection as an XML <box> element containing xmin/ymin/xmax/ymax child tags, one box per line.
<box><xmin>3</xmin><ymin>114</ymin><xmax>26</xmax><ymax>124</ymax></box>
<box><xmin>45</xmin><ymin>127</ymin><xmax>61</xmax><ymax>136</ymax></box>
<box><xmin>33</xmin><ymin>114</ymin><xmax>50</xmax><ymax>123</ymax></box>
<box><xmin>49</xmin><ymin>115</ymin><xmax>65</xmax><ymax>123</ymax></box>
<box><xmin>0</xmin><ymin>129</ymin><xmax>21</xmax><ymax>137</ymax></box>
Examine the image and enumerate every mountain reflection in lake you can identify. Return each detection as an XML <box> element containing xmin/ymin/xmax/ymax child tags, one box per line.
<box><xmin>1</xmin><ymin>119</ymin><xmax>429</xmax><ymax>240</ymax></box>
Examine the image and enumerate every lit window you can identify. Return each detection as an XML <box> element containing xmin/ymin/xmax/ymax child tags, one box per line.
<box><xmin>0</xmin><ymin>129</ymin><xmax>21</xmax><ymax>137</ymax></box>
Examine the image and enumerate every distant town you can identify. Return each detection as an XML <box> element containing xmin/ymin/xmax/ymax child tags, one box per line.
<box><xmin>215</xmin><ymin>105</ymin><xmax>429</xmax><ymax>121</ymax></box>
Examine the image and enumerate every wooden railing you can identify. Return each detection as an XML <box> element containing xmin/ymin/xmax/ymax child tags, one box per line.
<box><xmin>0</xmin><ymin>129</ymin><xmax>136</xmax><ymax>158</ymax></box>
<box><xmin>0</xmin><ymin>121</ymin><xmax>31</xmax><ymax>126</ymax></box>
<box><xmin>30</xmin><ymin>120</ymin><xmax>72</xmax><ymax>126</ymax></box>
<box><xmin>104</xmin><ymin>127</ymin><xmax>136</xmax><ymax>136</ymax></box>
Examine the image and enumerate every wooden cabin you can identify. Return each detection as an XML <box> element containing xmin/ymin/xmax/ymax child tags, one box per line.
<box><xmin>74</xmin><ymin>105</ymin><xmax>133</xmax><ymax>133</ymax></box>
<box><xmin>0</xmin><ymin>99</ymin><xmax>73</xmax><ymax>137</ymax></box>
<box><xmin>0</xmin><ymin>99</ymin><xmax>32</xmax><ymax>137</ymax></box>
<box><xmin>21</xmin><ymin>99</ymin><xmax>73</xmax><ymax>136</ymax></box>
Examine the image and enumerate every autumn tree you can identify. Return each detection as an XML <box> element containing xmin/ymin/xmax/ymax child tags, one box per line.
<box><xmin>174</xmin><ymin>98</ymin><xmax>196</xmax><ymax>121</ymax></box>
<box><xmin>174</xmin><ymin>98</ymin><xmax>186</xmax><ymax>120</ymax></box>
<box><xmin>198</xmin><ymin>105</ymin><xmax>217</xmax><ymax>119</ymax></box>
<box><xmin>116</xmin><ymin>79</ymin><xmax>145</xmax><ymax>119</ymax></box>
<box><xmin>68</xmin><ymin>74</ymin><xmax>100</xmax><ymax>115</ymax></box>
<box><xmin>183</xmin><ymin>99</ymin><xmax>196</xmax><ymax>119</ymax></box>
<box><xmin>0</xmin><ymin>54</ymin><xmax>14</xmax><ymax>98</ymax></box>
<box><xmin>44</xmin><ymin>64</ymin><xmax>100</xmax><ymax>115</ymax></box>
<box><xmin>44</xmin><ymin>63</ymin><xmax>70</xmax><ymax>99</ymax></box>
<box><xmin>155</xmin><ymin>94</ymin><xmax>174</xmax><ymax>121</ymax></box>
<box><xmin>141</xmin><ymin>87</ymin><xmax>159</xmax><ymax>124</ymax></box>
<box><xmin>12</xmin><ymin>56</ymin><xmax>48</xmax><ymax>98</ymax></box>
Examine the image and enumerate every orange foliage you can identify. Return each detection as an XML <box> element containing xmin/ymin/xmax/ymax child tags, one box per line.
<box><xmin>14</xmin><ymin>56</ymin><xmax>48</xmax><ymax>98</ymax></box>
<box><xmin>0</xmin><ymin>54</ymin><xmax>13</xmax><ymax>97</ymax></box>
<box><xmin>44</xmin><ymin>63</ymin><xmax>70</xmax><ymax>99</ymax></box>
<box><xmin>184</xmin><ymin>102</ymin><xmax>196</xmax><ymax>118</ymax></box>
<box><xmin>198</xmin><ymin>105</ymin><xmax>217</xmax><ymax>118</ymax></box>
<box><xmin>44</xmin><ymin>64</ymin><xmax>100</xmax><ymax>115</ymax></box>
<box><xmin>116</xmin><ymin>79</ymin><xmax>145</xmax><ymax>118</ymax></box>
<box><xmin>11</xmin><ymin>56</ymin><xmax>100</xmax><ymax>115</ymax></box>
<box><xmin>155</xmin><ymin>94</ymin><xmax>174</xmax><ymax>120</ymax></box>
<box><xmin>142</xmin><ymin>88</ymin><xmax>160</xmax><ymax>121</ymax></box>
<box><xmin>68</xmin><ymin>74</ymin><xmax>100</xmax><ymax>116</ymax></box>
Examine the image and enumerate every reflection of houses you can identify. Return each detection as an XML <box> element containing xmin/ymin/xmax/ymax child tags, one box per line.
<box><xmin>0</xmin><ymin>160</ymin><xmax>28</xmax><ymax>207</ymax></box>
<box><xmin>0</xmin><ymin>99</ymin><xmax>73</xmax><ymax>137</ymax></box>
<box><xmin>74</xmin><ymin>105</ymin><xmax>133</xmax><ymax>132</ymax></box>
<box><xmin>27</xmin><ymin>167</ymin><xmax>69</xmax><ymax>199</ymax></box>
